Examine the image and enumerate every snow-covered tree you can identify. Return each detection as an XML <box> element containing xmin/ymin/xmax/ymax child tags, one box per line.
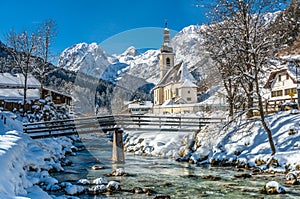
<box><xmin>6</xmin><ymin>29</ymin><xmax>39</xmax><ymax>115</ymax></box>
<box><xmin>200</xmin><ymin>0</ymin><xmax>290</xmax><ymax>155</ymax></box>
<box><xmin>35</xmin><ymin>19</ymin><xmax>57</xmax><ymax>98</ymax></box>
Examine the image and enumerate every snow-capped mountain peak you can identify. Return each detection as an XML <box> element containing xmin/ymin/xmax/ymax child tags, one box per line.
<box><xmin>57</xmin><ymin>25</ymin><xmax>206</xmax><ymax>84</ymax></box>
<box><xmin>57</xmin><ymin>42</ymin><xmax>116</xmax><ymax>79</ymax></box>
<box><xmin>57</xmin><ymin>42</ymin><xmax>111</xmax><ymax>72</ymax></box>
<box><xmin>121</xmin><ymin>46</ymin><xmax>140</xmax><ymax>57</ymax></box>
<box><xmin>114</xmin><ymin>46</ymin><xmax>140</xmax><ymax>63</ymax></box>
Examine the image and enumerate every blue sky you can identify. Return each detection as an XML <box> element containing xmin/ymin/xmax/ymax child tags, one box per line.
<box><xmin>0</xmin><ymin>0</ymin><xmax>207</xmax><ymax>56</ymax></box>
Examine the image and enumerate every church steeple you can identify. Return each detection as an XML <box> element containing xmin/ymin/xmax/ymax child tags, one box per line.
<box><xmin>160</xmin><ymin>21</ymin><xmax>173</xmax><ymax>53</ymax></box>
<box><xmin>159</xmin><ymin>21</ymin><xmax>175</xmax><ymax>80</ymax></box>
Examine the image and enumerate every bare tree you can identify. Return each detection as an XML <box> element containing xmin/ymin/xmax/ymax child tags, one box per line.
<box><xmin>200</xmin><ymin>21</ymin><xmax>244</xmax><ymax>117</ymax></box>
<box><xmin>36</xmin><ymin>19</ymin><xmax>57</xmax><ymax>98</ymax></box>
<box><xmin>199</xmin><ymin>0</ymin><xmax>289</xmax><ymax>155</ymax></box>
<box><xmin>6</xmin><ymin>29</ymin><xmax>39</xmax><ymax>115</ymax></box>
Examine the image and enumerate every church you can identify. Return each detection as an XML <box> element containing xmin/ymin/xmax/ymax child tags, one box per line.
<box><xmin>153</xmin><ymin>26</ymin><xmax>198</xmax><ymax>114</ymax></box>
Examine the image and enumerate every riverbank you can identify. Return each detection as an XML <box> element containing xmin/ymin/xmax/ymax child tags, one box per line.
<box><xmin>1</xmin><ymin>109</ymin><xmax>300</xmax><ymax>198</ymax></box>
<box><xmin>0</xmin><ymin>111</ymin><xmax>80</xmax><ymax>199</ymax></box>
<box><xmin>124</xmin><ymin>111</ymin><xmax>300</xmax><ymax>172</ymax></box>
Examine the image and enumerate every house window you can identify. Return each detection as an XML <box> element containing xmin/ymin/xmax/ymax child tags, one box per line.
<box><xmin>286</xmin><ymin>74</ymin><xmax>289</xmax><ymax>80</ymax></box>
<box><xmin>187</xmin><ymin>97</ymin><xmax>192</xmax><ymax>101</ymax></box>
<box><xmin>278</xmin><ymin>75</ymin><xmax>281</xmax><ymax>81</ymax></box>
<box><xmin>176</xmin><ymin>88</ymin><xmax>179</xmax><ymax>96</ymax></box>
<box><xmin>271</xmin><ymin>90</ymin><xmax>283</xmax><ymax>97</ymax></box>
<box><xmin>284</xmin><ymin>88</ymin><xmax>297</xmax><ymax>96</ymax></box>
<box><xmin>187</xmin><ymin>90</ymin><xmax>190</xmax><ymax>94</ymax></box>
<box><xmin>166</xmin><ymin>57</ymin><xmax>170</xmax><ymax>66</ymax></box>
<box><xmin>271</xmin><ymin>91</ymin><xmax>275</xmax><ymax>97</ymax></box>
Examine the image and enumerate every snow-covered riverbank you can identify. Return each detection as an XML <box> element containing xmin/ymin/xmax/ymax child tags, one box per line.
<box><xmin>1</xmin><ymin>109</ymin><xmax>300</xmax><ymax>198</ymax></box>
<box><xmin>124</xmin><ymin>111</ymin><xmax>300</xmax><ymax>172</ymax></box>
<box><xmin>0</xmin><ymin>111</ymin><xmax>79</xmax><ymax>199</ymax></box>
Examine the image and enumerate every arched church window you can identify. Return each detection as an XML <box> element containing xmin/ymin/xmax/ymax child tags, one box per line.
<box><xmin>166</xmin><ymin>57</ymin><xmax>170</xmax><ymax>66</ymax></box>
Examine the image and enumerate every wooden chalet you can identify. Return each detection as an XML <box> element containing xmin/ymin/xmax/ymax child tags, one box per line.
<box><xmin>0</xmin><ymin>73</ymin><xmax>72</xmax><ymax>112</ymax></box>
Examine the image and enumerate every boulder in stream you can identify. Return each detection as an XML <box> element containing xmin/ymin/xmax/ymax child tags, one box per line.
<box><xmin>132</xmin><ymin>186</ymin><xmax>144</xmax><ymax>194</ymax></box>
<box><xmin>87</xmin><ymin>185</ymin><xmax>106</xmax><ymax>195</ymax></box>
<box><xmin>201</xmin><ymin>174</ymin><xmax>221</xmax><ymax>181</ymax></box>
<box><xmin>112</xmin><ymin>168</ymin><xmax>126</xmax><ymax>176</ymax></box>
<box><xmin>106</xmin><ymin>181</ymin><xmax>121</xmax><ymax>192</ymax></box>
<box><xmin>77</xmin><ymin>178</ymin><xmax>90</xmax><ymax>185</ymax></box>
<box><xmin>90</xmin><ymin>165</ymin><xmax>105</xmax><ymax>170</ymax></box>
<box><xmin>92</xmin><ymin>177</ymin><xmax>108</xmax><ymax>185</ymax></box>
<box><xmin>152</xmin><ymin>194</ymin><xmax>171</xmax><ymax>199</ymax></box>
<box><xmin>234</xmin><ymin>173</ymin><xmax>252</xmax><ymax>178</ymax></box>
<box><xmin>65</xmin><ymin>184</ymin><xmax>85</xmax><ymax>195</ymax></box>
<box><xmin>264</xmin><ymin>181</ymin><xmax>286</xmax><ymax>194</ymax></box>
<box><xmin>285</xmin><ymin>172</ymin><xmax>300</xmax><ymax>185</ymax></box>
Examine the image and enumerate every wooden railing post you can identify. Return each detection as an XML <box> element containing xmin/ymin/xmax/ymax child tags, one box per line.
<box><xmin>48</xmin><ymin>124</ymin><xmax>51</xmax><ymax>136</ymax></box>
<box><xmin>138</xmin><ymin>116</ymin><xmax>141</xmax><ymax>127</ymax></box>
<box><xmin>23</xmin><ymin>124</ymin><xmax>27</xmax><ymax>134</ymax></box>
<box><xmin>159</xmin><ymin>116</ymin><xmax>161</xmax><ymax>128</ymax></box>
<box><xmin>112</xmin><ymin>128</ymin><xmax>125</xmax><ymax>163</ymax></box>
<box><xmin>179</xmin><ymin>117</ymin><xmax>182</xmax><ymax>128</ymax></box>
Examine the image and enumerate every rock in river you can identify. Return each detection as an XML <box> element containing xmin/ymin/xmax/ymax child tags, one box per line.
<box><xmin>264</xmin><ymin>181</ymin><xmax>286</xmax><ymax>194</ymax></box>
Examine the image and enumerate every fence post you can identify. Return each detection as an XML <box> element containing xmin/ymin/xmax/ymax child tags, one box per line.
<box><xmin>159</xmin><ymin>116</ymin><xmax>161</xmax><ymax>128</ymax></box>
<box><xmin>48</xmin><ymin>124</ymin><xmax>51</xmax><ymax>136</ymax></box>
<box><xmin>179</xmin><ymin>117</ymin><xmax>181</xmax><ymax>128</ymax></box>
<box><xmin>23</xmin><ymin>124</ymin><xmax>27</xmax><ymax>134</ymax></box>
<box><xmin>138</xmin><ymin>116</ymin><xmax>141</xmax><ymax>127</ymax></box>
<box><xmin>112</xmin><ymin>128</ymin><xmax>125</xmax><ymax>163</ymax></box>
<box><xmin>199</xmin><ymin>117</ymin><xmax>201</xmax><ymax>130</ymax></box>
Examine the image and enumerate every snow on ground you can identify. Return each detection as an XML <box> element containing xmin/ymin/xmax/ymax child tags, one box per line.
<box><xmin>0</xmin><ymin>111</ymin><xmax>77</xmax><ymax>199</ymax></box>
<box><xmin>125</xmin><ymin>130</ymin><xmax>192</xmax><ymax>157</ymax></box>
<box><xmin>1</xmin><ymin>107</ymin><xmax>300</xmax><ymax>198</ymax></box>
<box><xmin>208</xmin><ymin>111</ymin><xmax>300</xmax><ymax>171</ymax></box>
<box><xmin>124</xmin><ymin>110</ymin><xmax>300</xmax><ymax>172</ymax></box>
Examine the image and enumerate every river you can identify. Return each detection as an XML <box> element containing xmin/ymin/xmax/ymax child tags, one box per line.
<box><xmin>51</xmin><ymin>133</ymin><xmax>300</xmax><ymax>199</ymax></box>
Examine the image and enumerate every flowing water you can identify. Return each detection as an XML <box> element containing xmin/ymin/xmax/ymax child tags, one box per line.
<box><xmin>51</xmin><ymin>134</ymin><xmax>300</xmax><ymax>199</ymax></box>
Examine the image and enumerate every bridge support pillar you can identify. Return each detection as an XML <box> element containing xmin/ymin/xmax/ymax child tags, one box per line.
<box><xmin>112</xmin><ymin>128</ymin><xmax>125</xmax><ymax>163</ymax></box>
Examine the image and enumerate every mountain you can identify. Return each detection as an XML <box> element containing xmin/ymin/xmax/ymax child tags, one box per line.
<box><xmin>57</xmin><ymin>25</ymin><xmax>208</xmax><ymax>85</ymax></box>
<box><xmin>58</xmin><ymin>42</ymin><xmax>123</xmax><ymax>79</ymax></box>
<box><xmin>114</xmin><ymin>48</ymin><xmax>160</xmax><ymax>83</ymax></box>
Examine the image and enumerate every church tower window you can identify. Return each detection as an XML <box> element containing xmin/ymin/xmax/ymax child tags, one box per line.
<box><xmin>166</xmin><ymin>57</ymin><xmax>170</xmax><ymax>66</ymax></box>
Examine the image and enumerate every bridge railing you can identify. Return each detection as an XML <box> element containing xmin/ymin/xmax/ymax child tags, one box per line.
<box><xmin>23</xmin><ymin>114</ymin><xmax>225</xmax><ymax>139</ymax></box>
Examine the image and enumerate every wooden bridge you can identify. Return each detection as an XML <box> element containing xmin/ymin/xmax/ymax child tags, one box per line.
<box><xmin>23</xmin><ymin>114</ymin><xmax>225</xmax><ymax>139</ymax></box>
<box><xmin>23</xmin><ymin>114</ymin><xmax>225</xmax><ymax>163</ymax></box>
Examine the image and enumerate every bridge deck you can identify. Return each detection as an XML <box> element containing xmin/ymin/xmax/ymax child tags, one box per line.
<box><xmin>23</xmin><ymin>114</ymin><xmax>225</xmax><ymax>139</ymax></box>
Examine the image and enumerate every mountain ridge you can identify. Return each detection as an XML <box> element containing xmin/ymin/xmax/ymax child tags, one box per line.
<box><xmin>57</xmin><ymin>25</ymin><xmax>205</xmax><ymax>84</ymax></box>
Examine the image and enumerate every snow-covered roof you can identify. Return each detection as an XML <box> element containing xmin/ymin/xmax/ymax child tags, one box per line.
<box><xmin>43</xmin><ymin>87</ymin><xmax>72</xmax><ymax>98</ymax></box>
<box><xmin>0</xmin><ymin>88</ymin><xmax>40</xmax><ymax>102</ymax></box>
<box><xmin>181</xmin><ymin>79</ymin><xmax>198</xmax><ymax>88</ymax></box>
<box><xmin>156</xmin><ymin>62</ymin><xmax>182</xmax><ymax>86</ymax></box>
<box><xmin>156</xmin><ymin>62</ymin><xmax>196</xmax><ymax>87</ymax></box>
<box><xmin>281</xmin><ymin>54</ymin><xmax>300</xmax><ymax>60</ymax></box>
<box><xmin>128</xmin><ymin>101</ymin><xmax>153</xmax><ymax>109</ymax></box>
<box><xmin>179</xmin><ymin>63</ymin><xmax>196</xmax><ymax>83</ymax></box>
<box><xmin>264</xmin><ymin>60</ymin><xmax>299</xmax><ymax>89</ymax></box>
<box><xmin>174</xmin><ymin>97</ymin><xmax>188</xmax><ymax>104</ymax></box>
<box><xmin>0</xmin><ymin>73</ymin><xmax>40</xmax><ymax>88</ymax></box>
<box><xmin>161</xmin><ymin>99</ymin><xmax>176</xmax><ymax>107</ymax></box>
